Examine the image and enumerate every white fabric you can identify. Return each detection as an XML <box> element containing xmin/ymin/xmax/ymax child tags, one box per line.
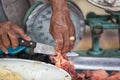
<box><xmin>88</xmin><ymin>0</ymin><xmax>120</xmax><ymax>11</ymax></box>
<box><xmin>1</xmin><ymin>0</ymin><xmax>29</xmax><ymax>28</ymax></box>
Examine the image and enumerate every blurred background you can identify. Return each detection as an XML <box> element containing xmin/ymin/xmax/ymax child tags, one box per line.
<box><xmin>3</xmin><ymin>0</ymin><xmax>118</xmax><ymax>51</ymax></box>
<box><xmin>73</xmin><ymin>0</ymin><xmax>119</xmax><ymax>51</ymax></box>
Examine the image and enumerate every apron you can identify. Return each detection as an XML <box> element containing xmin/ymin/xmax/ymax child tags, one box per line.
<box><xmin>1</xmin><ymin>0</ymin><xmax>30</xmax><ymax>29</ymax></box>
<box><xmin>0</xmin><ymin>0</ymin><xmax>7</xmax><ymax>21</ymax></box>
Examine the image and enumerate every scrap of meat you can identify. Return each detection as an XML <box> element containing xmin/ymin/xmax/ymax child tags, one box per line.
<box><xmin>91</xmin><ymin>69</ymin><xmax>108</xmax><ymax>80</ymax></box>
<box><xmin>50</xmin><ymin>52</ymin><xmax>120</xmax><ymax>80</ymax></box>
<box><xmin>81</xmin><ymin>70</ymin><xmax>108</xmax><ymax>80</ymax></box>
<box><xmin>81</xmin><ymin>70</ymin><xmax>120</xmax><ymax>80</ymax></box>
<box><xmin>50</xmin><ymin>52</ymin><xmax>83</xmax><ymax>80</ymax></box>
<box><xmin>82</xmin><ymin>70</ymin><xmax>92</xmax><ymax>78</ymax></box>
<box><xmin>107</xmin><ymin>71</ymin><xmax>120</xmax><ymax>80</ymax></box>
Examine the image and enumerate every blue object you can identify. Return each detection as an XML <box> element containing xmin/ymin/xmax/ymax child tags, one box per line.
<box><xmin>0</xmin><ymin>46</ymin><xmax>28</xmax><ymax>55</ymax></box>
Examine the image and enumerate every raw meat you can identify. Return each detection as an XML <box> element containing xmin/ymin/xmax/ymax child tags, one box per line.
<box><xmin>50</xmin><ymin>52</ymin><xmax>82</xmax><ymax>80</ymax></box>
<box><xmin>50</xmin><ymin>52</ymin><xmax>120</xmax><ymax>80</ymax></box>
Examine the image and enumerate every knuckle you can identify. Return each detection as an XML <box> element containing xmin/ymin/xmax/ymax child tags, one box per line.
<box><xmin>65</xmin><ymin>44</ymin><xmax>69</xmax><ymax>48</ymax></box>
<box><xmin>13</xmin><ymin>39</ymin><xmax>18</xmax><ymax>44</ymax></box>
<box><xmin>0</xmin><ymin>31</ymin><xmax>3</xmax><ymax>35</ymax></box>
<box><xmin>0</xmin><ymin>29</ymin><xmax>5</xmax><ymax>35</ymax></box>
<box><xmin>56</xmin><ymin>38</ymin><xmax>63</xmax><ymax>43</ymax></box>
<box><xmin>62</xmin><ymin>49</ymin><xmax>67</xmax><ymax>53</ymax></box>
<box><xmin>11</xmin><ymin>35</ymin><xmax>17</xmax><ymax>40</ymax></box>
<box><xmin>58</xmin><ymin>42</ymin><xmax>63</xmax><ymax>48</ymax></box>
<box><xmin>13</xmin><ymin>44</ymin><xmax>18</xmax><ymax>47</ymax></box>
<box><xmin>12</xmin><ymin>41</ymin><xmax>18</xmax><ymax>47</ymax></box>
<box><xmin>19</xmin><ymin>29</ymin><xmax>24</xmax><ymax>34</ymax></box>
<box><xmin>18</xmin><ymin>28</ymin><xmax>23</xmax><ymax>31</ymax></box>
<box><xmin>7</xmin><ymin>21</ymin><xmax>12</xmax><ymax>24</ymax></box>
<box><xmin>4</xmin><ymin>42</ymin><xmax>10</xmax><ymax>48</ymax></box>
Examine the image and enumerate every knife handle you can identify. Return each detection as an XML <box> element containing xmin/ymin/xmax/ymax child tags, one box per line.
<box><xmin>18</xmin><ymin>38</ymin><xmax>36</xmax><ymax>48</ymax></box>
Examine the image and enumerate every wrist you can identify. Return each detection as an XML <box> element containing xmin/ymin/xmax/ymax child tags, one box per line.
<box><xmin>50</xmin><ymin>0</ymin><xmax>68</xmax><ymax>11</ymax></box>
<box><xmin>52</xmin><ymin>6</ymin><xmax>69</xmax><ymax>14</ymax></box>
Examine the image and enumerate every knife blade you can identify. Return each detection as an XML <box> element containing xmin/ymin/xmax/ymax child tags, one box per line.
<box><xmin>18</xmin><ymin>38</ymin><xmax>79</xmax><ymax>56</ymax></box>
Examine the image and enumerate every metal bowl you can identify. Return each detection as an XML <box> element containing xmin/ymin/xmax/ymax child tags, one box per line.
<box><xmin>0</xmin><ymin>58</ymin><xmax>71</xmax><ymax>80</ymax></box>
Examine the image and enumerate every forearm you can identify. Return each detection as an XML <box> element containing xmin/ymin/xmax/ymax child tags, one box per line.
<box><xmin>50</xmin><ymin>0</ymin><xmax>69</xmax><ymax>14</ymax></box>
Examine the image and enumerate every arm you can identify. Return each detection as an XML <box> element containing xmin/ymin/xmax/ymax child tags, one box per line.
<box><xmin>49</xmin><ymin>0</ymin><xmax>75</xmax><ymax>53</ymax></box>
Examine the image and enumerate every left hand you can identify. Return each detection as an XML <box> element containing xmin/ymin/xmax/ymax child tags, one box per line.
<box><xmin>0</xmin><ymin>21</ymin><xmax>31</xmax><ymax>54</ymax></box>
<box><xmin>49</xmin><ymin>12</ymin><xmax>75</xmax><ymax>53</ymax></box>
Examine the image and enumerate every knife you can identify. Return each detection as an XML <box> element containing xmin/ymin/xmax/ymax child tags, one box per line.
<box><xmin>18</xmin><ymin>38</ymin><xmax>79</xmax><ymax>57</ymax></box>
<box><xmin>19</xmin><ymin>38</ymin><xmax>120</xmax><ymax>71</ymax></box>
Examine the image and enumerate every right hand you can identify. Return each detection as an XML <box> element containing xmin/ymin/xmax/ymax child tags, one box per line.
<box><xmin>49</xmin><ymin>11</ymin><xmax>75</xmax><ymax>54</ymax></box>
<box><xmin>0</xmin><ymin>21</ymin><xmax>31</xmax><ymax>54</ymax></box>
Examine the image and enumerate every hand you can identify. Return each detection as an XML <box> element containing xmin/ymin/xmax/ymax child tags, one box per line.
<box><xmin>49</xmin><ymin>12</ymin><xmax>75</xmax><ymax>53</ymax></box>
<box><xmin>0</xmin><ymin>21</ymin><xmax>31</xmax><ymax>54</ymax></box>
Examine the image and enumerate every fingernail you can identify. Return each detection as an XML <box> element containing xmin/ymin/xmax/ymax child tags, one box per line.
<box><xmin>12</xmin><ymin>46</ymin><xmax>17</xmax><ymax>49</ymax></box>
<box><xmin>5</xmin><ymin>51</ymin><xmax>8</xmax><ymax>54</ymax></box>
<box><xmin>27</xmin><ymin>36</ymin><xmax>31</xmax><ymax>41</ymax></box>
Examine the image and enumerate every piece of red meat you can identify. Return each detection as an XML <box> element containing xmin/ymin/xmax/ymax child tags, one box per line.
<box><xmin>50</xmin><ymin>52</ymin><xmax>120</xmax><ymax>80</ymax></box>
<box><xmin>50</xmin><ymin>52</ymin><xmax>82</xmax><ymax>80</ymax></box>
<box><xmin>91</xmin><ymin>69</ymin><xmax>108</xmax><ymax>80</ymax></box>
<box><xmin>107</xmin><ymin>71</ymin><xmax>120</xmax><ymax>80</ymax></box>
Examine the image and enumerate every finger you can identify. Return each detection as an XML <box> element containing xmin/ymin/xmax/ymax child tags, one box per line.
<box><xmin>1</xmin><ymin>33</ymin><xmax>10</xmax><ymax>48</ymax></box>
<box><xmin>11</xmin><ymin>24</ymin><xmax>31</xmax><ymax>41</ymax></box>
<box><xmin>62</xmin><ymin>31</ymin><xmax>70</xmax><ymax>53</ymax></box>
<box><xmin>8</xmin><ymin>29</ymin><xmax>18</xmax><ymax>48</ymax></box>
<box><xmin>53</xmin><ymin>33</ymin><xmax>63</xmax><ymax>53</ymax></box>
<box><xmin>0</xmin><ymin>37</ymin><xmax>8</xmax><ymax>54</ymax></box>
